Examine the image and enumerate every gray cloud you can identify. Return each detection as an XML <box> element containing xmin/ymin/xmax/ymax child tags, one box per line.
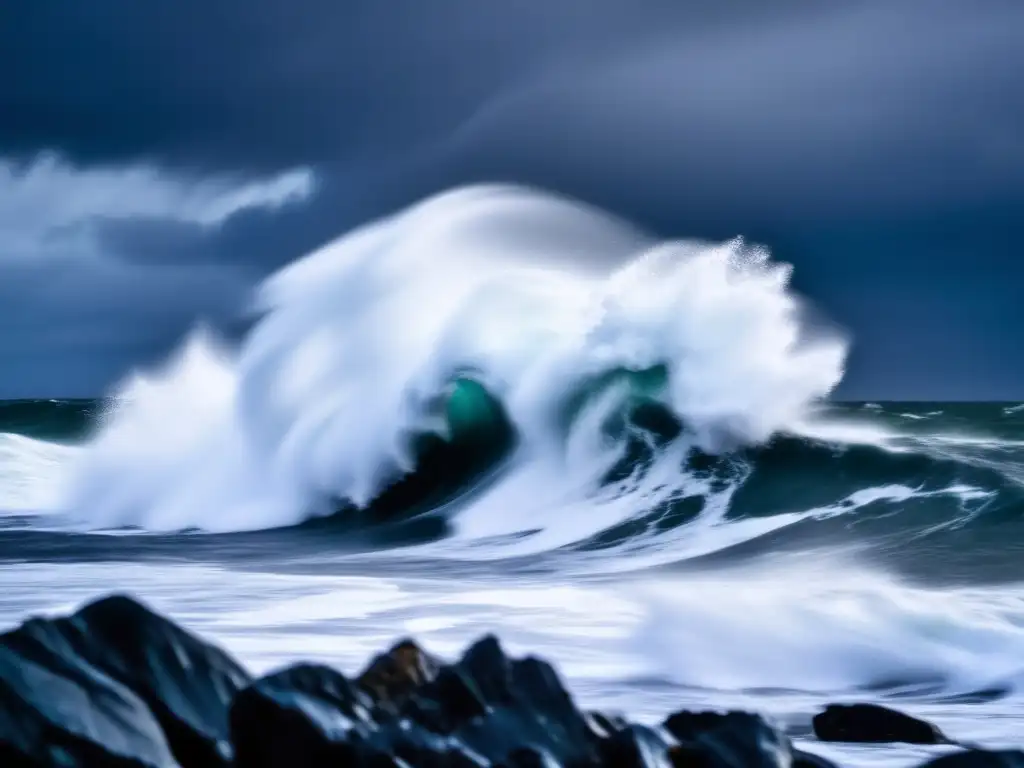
<box><xmin>0</xmin><ymin>155</ymin><xmax>312</xmax><ymax>397</ymax></box>
<box><xmin>1</xmin><ymin>0</ymin><xmax>1022</xmax><ymax>399</ymax></box>
<box><xmin>0</xmin><ymin>154</ymin><xmax>313</xmax><ymax>248</ymax></box>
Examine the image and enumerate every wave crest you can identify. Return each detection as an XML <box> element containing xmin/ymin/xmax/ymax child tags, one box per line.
<box><xmin>58</xmin><ymin>184</ymin><xmax>846</xmax><ymax>534</ymax></box>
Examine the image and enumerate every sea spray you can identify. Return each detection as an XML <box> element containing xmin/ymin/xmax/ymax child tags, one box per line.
<box><xmin>56</xmin><ymin>184</ymin><xmax>846</xmax><ymax>533</ymax></box>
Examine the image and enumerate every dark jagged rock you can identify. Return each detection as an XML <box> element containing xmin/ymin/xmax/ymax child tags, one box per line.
<box><xmin>229</xmin><ymin>663</ymin><xmax>377</xmax><ymax>767</ymax></box>
<box><xmin>0</xmin><ymin>610</ymin><xmax>176</xmax><ymax>768</ymax></box>
<box><xmin>812</xmin><ymin>703</ymin><xmax>949</xmax><ymax>745</ymax></box>
<box><xmin>918</xmin><ymin>751</ymin><xmax>1024</xmax><ymax>768</ymax></box>
<box><xmin>663</xmin><ymin>710</ymin><xmax>792</xmax><ymax>768</ymax></box>
<box><xmin>0</xmin><ymin>594</ymin><xmax>250</xmax><ymax>768</ymax></box>
<box><xmin>231</xmin><ymin>634</ymin><xmax>606</xmax><ymax>768</ymax></box>
<box><xmin>3</xmin><ymin>594</ymin><xmax>250</xmax><ymax>768</ymax></box>
<box><xmin>416</xmin><ymin>635</ymin><xmax>602</xmax><ymax>766</ymax></box>
<box><xmin>359</xmin><ymin>638</ymin><xmax>444</xmax><ymax>713</ymax></box>
<box><xmin>230</xmin><ymin>659</ymin><xmax>494</xmax><ymax>768</ymax></box>
<box><xmin>585</xmin><ymin>711</ymin><xmax>628</xmax><ymax>741</ymax></box>
<box><xmin>602</xmin><ymin>725</ymin><xmax>675</xmax><ymax>768</ymax></box>
<box><xmin>66</xmin><ymin>594</ymin><xmax>251</xmax><ymax>767</ymax></box>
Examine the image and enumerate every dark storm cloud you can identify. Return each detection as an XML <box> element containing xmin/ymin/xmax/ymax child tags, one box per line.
<box><xmin>440</xmin><ymin>0</ymin><xmax>1024</xmax><ymax>226</ymax></box>
<box><xmin>0</xmin><ymin>255</ymin><xmax>249</xmax><ymax>397</ymax></box>
<box><xmin>1</xmin><ymin>0</ymin><xmax>1023</xmax><ymax>399</ymax></box>
<box><xmin>0</xmin><ymin>0</ymin><xmax>826</xmax><ymax>170</ymax></box>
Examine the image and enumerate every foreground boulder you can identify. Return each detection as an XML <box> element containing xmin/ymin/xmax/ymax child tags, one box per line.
<box><xmin>663</xmin><ymin>710</ymin><xmax>836</xmax><ymax>768</ymax></box>
<box><xmin>664</xmin><ymin>710</ymin><xmax>790</xmax><ymax>768</ymax></box>
<box><xmin>812</xmin><ymin>703</ymin><xmax>949</xmax><ymax>745</ymax></box>
<box><xmin>0</xmin><ymin>594</ymin><xmax>250</xmax><ymax>768</ymax></box>
<box><xmin>1</xmin><ymin>609</ymin><xmax>176</xmax><ymax>767</ymax></box>
<box><xmin>229</xmin><ymin>663</ymin><xmax>381</xmax><ymax>766</ymax></box>
<box><xmin>63</xmin><ymin>595</ymin><xmax>251</xmax><ymax>766</ymax></box>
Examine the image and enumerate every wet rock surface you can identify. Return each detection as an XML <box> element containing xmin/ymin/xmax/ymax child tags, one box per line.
<box><xmin>0</xmin><ymin>593</ymin><xmax>242</xmax><ymax>768</ymax></box>
<box><xmin>663</xmin><ymin>710</ymin><xmax>793</xmax><ymax>768</ymax></box>
<box><xmin>0</xmin><ymin>593</ymin><xmax>993</xmax><ymax>768</ymax></box>
<box><xmin>812</xmin><ymin>703</ymin><xmax>949</xmax><ymax>745</ymax></box>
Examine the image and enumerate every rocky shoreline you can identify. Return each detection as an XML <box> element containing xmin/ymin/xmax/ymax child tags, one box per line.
<box><xmin>0</xmin><ymin>594</ymin><xmax>1019</xmax><ymax>767</ymax></box>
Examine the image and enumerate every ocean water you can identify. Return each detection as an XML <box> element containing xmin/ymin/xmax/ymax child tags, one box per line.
<box><xmin>1</xmin><ymin>186</ymin><xmax>1023</xmax><ymax>767</ymax></box>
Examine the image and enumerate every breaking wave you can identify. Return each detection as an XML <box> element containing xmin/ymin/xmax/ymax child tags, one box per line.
<box><xmin>49</xmin><ymin>185</ymin><xmax>846</xmax><ymax>541</ymax></box>
<box><xmin>2</xmin><ymin>185</ymin><xmax>1021</xmax><ymax>571</ymax></box>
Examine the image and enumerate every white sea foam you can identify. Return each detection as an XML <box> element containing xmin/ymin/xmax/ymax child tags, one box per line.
<box><xmin>6</xmin><ymin>558</ymin><xmax>1024</xmax><ymax>753</ymax></box>
<box><xmin>0</xmin><ymin>433</ymin><xmax>74</xmax><ymax>513</ymax></box>
<box><xmin>634</xmin><ymin>561</ymin><xmax>1024</xmax><ymax>698</ymax></box>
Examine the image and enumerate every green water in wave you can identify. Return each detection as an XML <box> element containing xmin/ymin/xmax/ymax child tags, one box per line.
<box><xmin>358</xmin><ymin>378</ymin><xmax>517</xmax><ymax>520</ymax></box>
<box><xmin>444</xmin><ymin>378</ymin><xmax>510</xmax><ymax>441</ymax></box>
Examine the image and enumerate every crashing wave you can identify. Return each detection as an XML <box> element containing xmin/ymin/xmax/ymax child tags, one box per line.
<box><xmin>57</xmin><ymin>184</ymin><xmax>846</xmax><ymax>536</ymax></box>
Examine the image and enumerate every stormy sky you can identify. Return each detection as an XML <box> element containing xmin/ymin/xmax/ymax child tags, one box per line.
<box><xmin>1</xmin><ymin>0</ymin><xmax>1022</xmax><ymax>400</ymax></box>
